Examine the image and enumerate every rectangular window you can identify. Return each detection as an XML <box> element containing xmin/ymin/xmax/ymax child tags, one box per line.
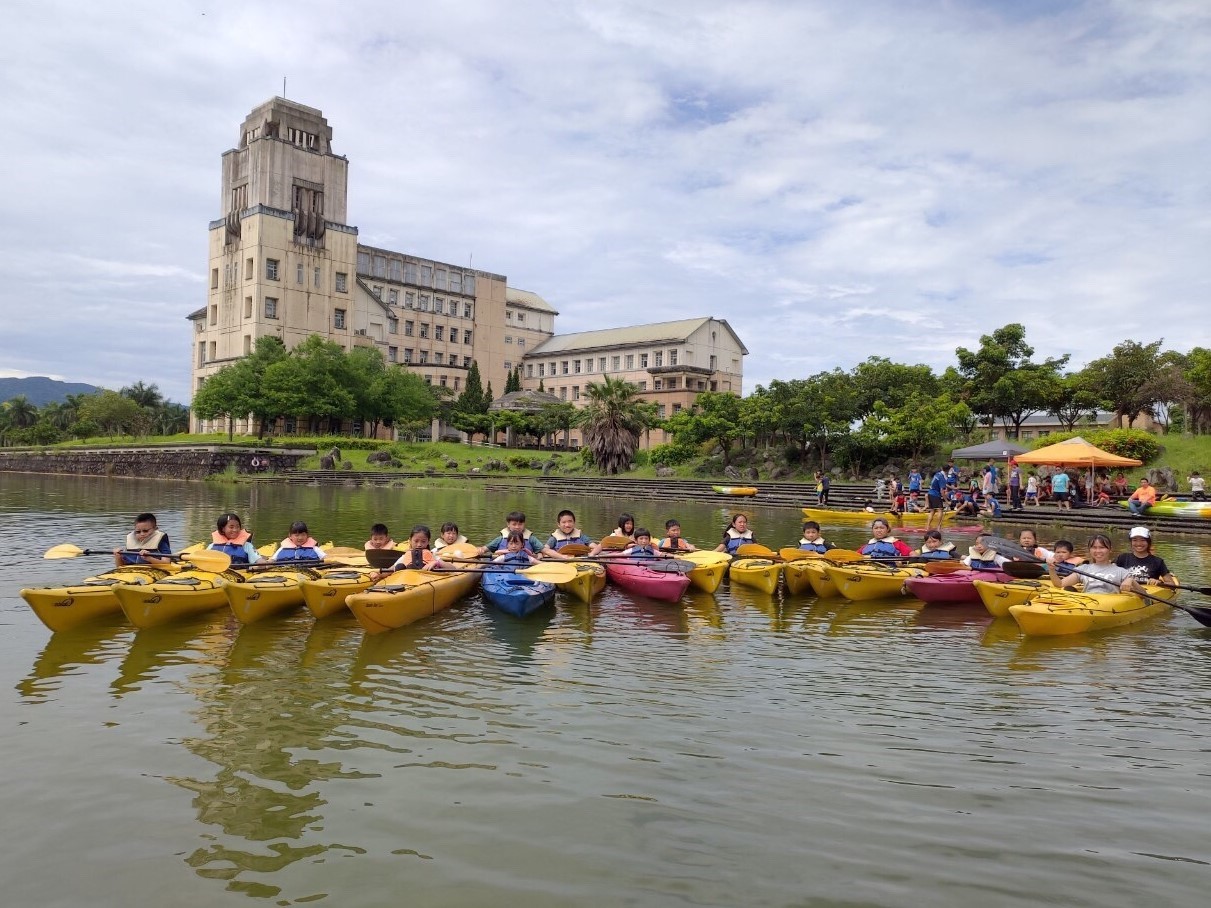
<box><xmin>334</xmin><ymin>309</ymin><xmax>346</xmax><ymax>329</ymax></box>
<box><xmin>526</xmin><ymin>364</ymin><xmax>534</xmax><ymax>378</ymax></box>
<box><xmin>405</xmin><ymin>262</ymin><xmax>418</xmax><ymax>283</ymax></box>
<box><xmin>560</xmin><ymin>387</ymin><xmax>567</xmax><ymax>400</ymax></box>
<box><xmin>465</xmin><ymin>275</ymin><xmax>476</xmax><ymax>295</ymax></box>
<box><xmin>197</xmin><ymin>341</ymin><xmax>205</xmax><ymax>366</ymax></box>
<box><xmin>505</xmin><ymin>336</ymin><xmax>513</xmax><ymax>344</ymax></box>
<box><xmin>405</xmin><ymin>321</ymin><xmax>414</xmax><ymax>336</ymax></box>
<box><xmin>638</xmin><ymin>381</ymin><xmax>647</xmax><ymax>391</ymax></box>
<box><xmin>403</xmin><ymin>348</ymin><xmax>413</xmax><ymax>363</ymax></box>
<box><xmin>573</xmin><ymin>386</ymin><xmax>580</xmax><ymax>401</ymax></box>
<box><xmin>357</xmin><ymin>251</ymin><xmax>371</xmax><ymax>273</ymax></box>
<box><xmin>669</xmin><ymin>349</ymin><xmax>678</xmax><ymax>365</ymax></box>
<box><xmin>389</xmin><ymin>260</ymin><xmax>403</xmax><ymax>282</ymax></box>
<box><xmin>463</xmin><ymin>329</ymin><xmax>472</xmax><ymax>344</ymax></box>
<box><xmin>654</xmin><ymin>379</ymin><xmax>662</xmax><ymax>390</ymax></box>
<box><xmin>440</xmin><ymin>375</ymin><xmax>448</xmax><ymax>387</ymax></box>
<box><xmin>518</xmin><ymin>339</ymin><xmax>525</xmax><ymax>348</ymax></box>
<box><xmin>264</xmin><ymin>297</ymin><xmax>278</xmax><ymax>319</ymax></box>
<box><xmin>245</xmin><ymin>257</ymin><xmax>254</xmax><ymax>280</ymax></box>
<box><xmin>574</xmin><ymin>360</ymin><xmax>581</xmax><ymax>374</ymax></box>
<box><xmin>372</xmin><ymin>285</ymin><xmax>382</xmax><ymax>300</ymax></box>
<box><xmin>625</xmin><ymin>354</ymin><xmax>634</xmax><ymax>369</ymax></box>
<box><xmin>211</xmin><ymin>268</ymin><xmax>218</xmax><ymax>289</ymax></box>
<box><xmin>640</xmin><ymin>353</ymin><xmax>649</xmax><ymax>368</ymax></box>
<box><xmin>672</xmin><ymin>403</ymin><xmax>682</xmax><ymax>413</ymax></box>
<box><xmin>435</xmin><ymin>326</ymin><xmax>444</xmax><ymax>342</ymax></box>
<box><xmin>209</xmin><ymin>340</ymin><xmax>217</xmax><ymax>361</ymax></box>
<box><xmin>611</xmin><ymin>355</ymin><xmax>620</xmax><ymax>371</ymax></box>
<box><xmin>244</xmin><ymin>296</ymin><xmax>252</xmax><ymax>319</ymax></box>
<box><xmin>314</xmin><ymin>266</ymin><xmax>321</xmax><ymax>287</ymax></box>
<box><xmin>335</xmin><ymin>272</ymin><xmax>348</xmax><ymax>292</ymax></box>
<box><xmin>583</xmin><ymin>358</ymin><xmax>591</xmax><ymax>372</ymax></box>
<box><xmin>419</xmin><ymin>350</ymin><xmax>429</xmax><ymax>364</ymax></box>
<box><xmin>463</xmin><ymin>302</ymin><xmax>473</xmax><ymax>318</ymax></box>
<box><xmin>388</xmin><ymin>289</ymin><xmax>398</xmax><ymax>305</ymax></box>
<box><xmin>420</xmin><ymin>264</ymin><xmax>432</xmax><ymax>286</ymax></box>
<box><xmin>433</xmin><ymin>353</ymin><xmax>443</xmax><ymax>365</ymax></box>
<box><xmin>653</xmin><ymin>352</ymin><xmax>662</xmax><ymax>367</ymax></box>
<box><xmin>449</xmin><ymin>273</ymin><xmax>461</xmax><ymax>294</ymax></box>
<box><xmin>598</xmin><ymin>357</ymin><xmax>606</xmax><ymax>371</ymax></box>
<box><xmin>434</xmin><ymin>298</ymin><xmax>443</xmax><ymax>314</ymax></box>
<box><xmin>243</xmin><ymin>334</ymin><xmax>252</xmax><ymax>355</ymax></box>
<box><xmin>538</xmin><ymin>364</ymin><xmax>545</xmax><ymax>377</ymax></box>
<box><xmin>419</xmin><ymin>295</ymin><xmax>430</xmax><ymax>311</ymax></box>
<box><xmin>388</xmin><ymin>318</ymin><xmax>398</xmax><ymax>334</ymax></box>
<box><xmin>435</xmin><ymin>269</ymin><xmax>447</xmax><ymax>290</ymax></box>
<box><xmin>463</xmin><ymin>356</ymin><xmax>472</xmax><ymax>367</ymax></box>
<box><xmin>266</xmin><ymin>258</ymin><xmax>280</xmax><ymax>281</ymax></box>
<box><xmin>405</xmin><ymin>291</ymin><xmax>415</xmax><ymax>309</ymax></box>
<box><xmin>561</xmin><ymin>361</ymin><xmax>569</xmax><ymax>375</ymax></box>
<box><xmin>453</xmin><ymin>377</ymin><xmax>460</xmax><ymax>390</ymax></box>
<box><xmin>658</xmin><ymin>405</ymin><xmax>666</xmax><ymax>418</ymax></box>
<box><xmin>666</xmin><ymin>377</ymin><xmax>678</xmax><ymax>389</ymax></box>
<box><xmin>372</xmin><ymin>255</ymin><xmax>387</xmax><ymax>278</ymax></box>
<box><xmin>709</xmin><ymin>354</ymin><xmax>717</xmax><ymax>370</ymax></box>
<box><xmin>209</xmin><ymin>304</ymin><xmax>217</xmax><ymax>326</ymax></box>
<box><xmin>506</xmin><ymin>311</ymin><xmax>513</xmax><ymax>322</ymax></box>
<box><xmin>388</xmin><ymin>346</ymin><xmax>397</xmax><ymax>363</ymax></box>
<box><xmin>419</xmin><ymin>323</ymin><xmax>429</xmax><ymax>339</ymax></box>
<box><xmin>296</xmin><ymin>263</ymin><xmax>304</xmax><ymax>284</ymax></box>
<box><xmin>516</xmin><ymin>312</ymin><xmax>525</xmax><ymax>324</ymax></box>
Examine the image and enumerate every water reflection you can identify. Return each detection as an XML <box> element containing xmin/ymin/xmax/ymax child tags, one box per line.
<box><xmin>17</xmin><ymin>618</ymin><xmax>129</xmax><ymax>702</ymax></box>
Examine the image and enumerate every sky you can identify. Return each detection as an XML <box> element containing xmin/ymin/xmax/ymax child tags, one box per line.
<box><xmin>2</xmin><ymin>0</ymin><xmax>1209</xmax><ymax>404</ymax></box>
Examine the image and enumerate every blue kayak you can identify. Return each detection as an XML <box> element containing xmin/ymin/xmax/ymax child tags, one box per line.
<box><xmin>481</xmin><ymin>569</ymin><xmax>556</xmax><ymax>617</ymax></box>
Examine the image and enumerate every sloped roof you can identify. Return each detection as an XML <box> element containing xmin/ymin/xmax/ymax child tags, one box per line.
<box><xmin>526</xmin><ymin>317</ymin><xmax>748</xmax><ymax>357</ymax></box>
<box><xmin>506</xmin><ymin>287</ymin><xmax>558</xmax><ymax>314</ymax></box>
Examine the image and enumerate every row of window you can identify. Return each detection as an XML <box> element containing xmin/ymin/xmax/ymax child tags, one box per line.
<box><xmin>212</xmin><ymin>258</ymin><xmax>349</xmax><ymax>293</ymax></box>
<box><xmin>357</xmin><ymin>252</ymin><xmax>477</xmax><ymax>296</ymax></box>
<box><xmin>533</xmin><ymin>348</ymin><xmax>694</xmax><ymax>378</ymax></box>
<box><xmin>385</xmin><ymin>348</ymin><xmax>474</xmax><ymax>367</ymax></box>
<box><xmin>391</xmin><ymin>321</ymin><xmax>474</xmax><ymax>344</ymax></box>
<box><xmin>370</xmin><ymin>286</ymin><xmax>474</xmax><ymax>318</ymax></box>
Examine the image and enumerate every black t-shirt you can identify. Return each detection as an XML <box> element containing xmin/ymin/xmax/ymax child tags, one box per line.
<box><xmin>1114</xmin><ymin>552</ymin><xmax>1170</xmax><ymax>582</ymax></box>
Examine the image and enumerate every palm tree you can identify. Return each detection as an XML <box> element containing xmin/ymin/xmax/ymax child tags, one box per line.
<box><xmin>121</xmin><ymin>381</ymin><xmax>164</xmax><ymax>410</ymax></box>
<box><xmin>2</xmin><ymin>395</ymin><xmax>38</xmax><ymax>429</ymax></box>
<box><xmin>577</xmin><ymin>376</ymin><xmax>650</xmax><ymax>474</ymax></box>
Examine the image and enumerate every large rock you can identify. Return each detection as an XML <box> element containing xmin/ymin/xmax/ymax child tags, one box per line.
<box><xmin>747</xmin><ymin>466</ymin><xmax>760</xmax><ymax>481</ymax></box>
<box><xmin>724</xmin><ymin>465</ymin><xmax>742</xmax><ymax>480</ymax></box>
<box><xmin>656</xmin><ymin>466</ymin><xmax>676</xmax><ymax>477</ymax></box>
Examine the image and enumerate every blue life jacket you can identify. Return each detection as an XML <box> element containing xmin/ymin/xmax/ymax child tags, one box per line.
<box><xmin>210</xmin><ymin>540</ymin><xmax>251</xmax><ymax>564</ymax></box>
<box><xmin>628</xmin><ymin>544</ymin><xmax>657</xmax><ymax>559</ymax></box>
<box><xmin>916</xmin><ymin>545</ymin><xmax>955</xmax><ymax>560</ymax></box>
<box><xmin>500</xmin><ymin>551</ymin><xmax>533</xmax><ymax>568</ymax></box>
<box><xmin>860</xmin><ymin>538</ymin><xmax>901</xmax><ymax>558</ymax></box>
<box><xmin>723</xmin><ymin>530</ymin><xmax>753</xmax><ymax>554</ymax></box>
<box><xmin>798</xmin><ymin>539</ymin><xmax>831</xmax><ymax>553</ymax></box>
<box><xmin>275</xmin><ymin>546</ymin><xmax>323</xmax><ymax>562</ymax></box>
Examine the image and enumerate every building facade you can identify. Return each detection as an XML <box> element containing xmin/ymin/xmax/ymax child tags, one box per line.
<box><xmin>189</xmin><ymin>98</ymin><xmax>555</xmax><ymax>433</ymax></box>
<box><xmin>520</xmin><ymin>317</ymin><xmax>747</xmax><ymax>448</ymax></box>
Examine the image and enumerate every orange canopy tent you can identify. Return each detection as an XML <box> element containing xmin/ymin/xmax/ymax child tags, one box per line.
<box><xmin>1014</xmin><ymin>437</ymin><xmax>1141</xmax><ymax>502</ymax></box>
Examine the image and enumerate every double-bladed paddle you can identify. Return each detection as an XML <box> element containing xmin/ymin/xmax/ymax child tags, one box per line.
<box><xmin>43</xmin><ymin>544</ymin><xmax>232</xmax><ymax>573</ymax></box>
<box><xmin>982</xmin><ymin>536</ymin><xmax>1211</xmax><ymax>628</ymax></box>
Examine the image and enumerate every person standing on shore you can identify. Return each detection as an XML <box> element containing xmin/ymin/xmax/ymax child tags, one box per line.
<box><xmin>1189</xmin><ymin>471</ymin><xmax>1206</xmax><ymax>501</ymax></box>
<box><xmin>926</xmin><ymin>465</ymin><xmax>948</xmax><ymax>531</ymax></box>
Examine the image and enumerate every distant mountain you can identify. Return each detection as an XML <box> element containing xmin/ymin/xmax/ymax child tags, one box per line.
<box><xmin>0</xmin><ymin>377</ymin><xmax>104</xmax><ymax>407</ymax></box>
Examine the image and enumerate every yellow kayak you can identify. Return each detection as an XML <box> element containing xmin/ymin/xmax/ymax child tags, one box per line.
<box><xmin>225</xmin><ymin>567</ymin><xmax>315</xmax><ymax>624</ymax></box>
<box><xmin>1008</xmin><ymin>585</ymin><xmax>1179</xmax><ymax>636</ymax></box>
<box><xmin>683</xmin><ymin>552</ymin><xmax>731</xmax><ymax>594</ymax></box>
<box><xmin>300</xmin><ymin>567</ymin><xmax>378</xmax><ymax>618</ymax></box>
<box><xmin>973</xmin><ymin>578</ymin><xmax>1051</xmax><ymax>617</ymax></box>
<box><xmin>112</xmin><ymin>570</ymin><xmax>232</xmax><ymax>629</ymax></box>
<box><xmin>786</xmin><ymin>559</ymin><xmax>841</xmax><ymax>598</ymax></box>
<box><xmin>823</xmin><ymin>564</ymin><xmax>923</xmax><ymax>601</ymax></box>
<box><xmin>21</xmin><ymin>565</ymin><xmax>169</xmax><ymax>633</ymax></box>
<box><xmin>346</xmin><ymin>568</ymin><xmax>480</xmax><ymax>634</ymax></box>
<box><xmin>728</xmin><ymin>558</ymin><xmax>783</xmax><ymax>595</ymax></box>
<box><xmin>557</xmin><ymin>562</ymin><xmax>607</xmax><ymax>604</ymax></box>
<box><xmin>713</xmin><ymin>485</ymin><xmax>758</xmax><ymax>496</ymax></box>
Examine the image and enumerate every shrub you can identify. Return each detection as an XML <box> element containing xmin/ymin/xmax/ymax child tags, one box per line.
<box><xmin>1090</xmin><ymin>428</ymin><xmax>1162</xmax><ymax>464</ymax></box>
<box><xmin>649</xmin><ymin>443</ymin><xmax>697</xmax><ymax>466</ymax></box>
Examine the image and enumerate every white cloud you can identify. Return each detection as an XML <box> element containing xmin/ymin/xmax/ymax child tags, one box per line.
<box><xmin>1</xmin><ymin>0</ymin><xmax>1209</xmax><ymax>403</ymax></box>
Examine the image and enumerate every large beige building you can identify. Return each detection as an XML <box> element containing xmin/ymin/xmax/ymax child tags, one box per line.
<box><xmin>520</xmin><ymin>317</ymin><xmax>747</xmax><ymax>447</ymax></box>
<box><xmin>189</xmin><ymin>97</ymin><xmax>555</xmax><ymax>433</ymax></box>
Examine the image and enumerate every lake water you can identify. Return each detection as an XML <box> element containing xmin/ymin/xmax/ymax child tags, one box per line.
<box><xmin>3</xmin><ymin>473</ymin><xmax>1211</xmax><ymax>907</ymax></box>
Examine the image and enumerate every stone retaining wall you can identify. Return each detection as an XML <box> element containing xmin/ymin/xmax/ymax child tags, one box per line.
<box><xmin>0</xmin><ymin>446</ymin><xmax>311</xmax><ymax>480</ymax></box>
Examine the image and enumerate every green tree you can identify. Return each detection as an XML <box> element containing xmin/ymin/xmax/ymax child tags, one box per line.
<box><xmin>851</xmin><ymin>357</ymin><xmax>939</xmax><ymax>417</ymax></box>
<box><xmin>1081</xmin><ymin>339</ymin><xmax>1164</xmax><ymax>428</ymax></box>
<box><xmin>955</xmin><ymin>323</ymin><xmax>1067</xmax><ymax>437</ymax></box>
<box><xmin>262</xmin><ymin>336</ymin><xmax>356</xmax><ymax>431</ymax></box>
<box><xmin>2</xmin><ymin>395</ymin><xmax>39</xmax><ymax>429</ymax></box>
<box><xmin>120</xmin><ymin>381</ymin><xmax>164</xmax><ymax>410</ymax></box>
<box><xmin>78</xmin><ymin>390</ymin><xmax>150</xmax><ymax>438</ymax></box>
<box><xmin>191</xmin><ymin>367</ymin><xmax>249</xmax><ymax>441</ymax></box>
<box><xmin>533</xmin><ymin>402</ymin><xmax>577</xmax><ymax>448</ymax></box>
<box><xmin>577</xmin><ymin>376</ymin><xmax>651</xmax><ymax>474</ymax></box>
<box><xmin>1045</xmin><ymin>373</ymin><xmax>1101</xmax><ymax>432</ymax></box>
<box><xmin>1184</xmin><ymin>347</ymin><xmax>1211</xmax><ymax>434</ymax></box>
<box><xmin>665</xmin><ymin>392</ymin><xmax>744</xmax><ymax>467</ymax></box>
<box><xmin>456</xmin><ymin>361</ymin><xmax>488</xmax><ymax>415</ymax></box>
<box><xmin>855</xmin><ymin>393</ymin><xmax>971</xmax><ymax>462</ymax></box>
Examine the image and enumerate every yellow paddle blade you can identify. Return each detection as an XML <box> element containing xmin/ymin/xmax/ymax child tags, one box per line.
<box><xmin>736</xmin><ymin>544</ymin><xmax>776</xmax><ymax>558</ymax></box>
<box><xmin>44</xmin><ymin>544</ymin><xmax>87</xmax><ymax>559</ymax></box>
<box><xmin>182</xmin><ymin>549</ymin><xmax>232</xmax><ymax>572</ymax></box>
<box><xmin>519</xmin><ymin>562</ymin><xmax>578</xmax><ymax>584</ymax></box>
<box><xmin>559</xmin><ymin>543</ymin><xmax>592</xmax><ymax>557</ymax></box>
<box><xmin>326</xmin><ymin>546</ymin><xmax>367</xmax><ymax>560</ymax></box>
<box><xmin>778</xmin><ymin>547</ymin><xmax>818</xmax><ymax>562</ymax></box>
<box><xmin>675</xmin><ymin>550</ymin><xmax>731</xmax><ymax>566</ymax></box>
<box><xmin>443</xmin><ymin>542</ymin><xmax>480</xmax><ymax>559</ymax></box>
<box><xmin>826</xmin><ymin>549</ymin><xmax>864</xmax><ymax>563</ymax></box>
<box><xmin>599</xmin><ymin>535</ymin><xmax>632</xmax><ymax>551</ymax></box>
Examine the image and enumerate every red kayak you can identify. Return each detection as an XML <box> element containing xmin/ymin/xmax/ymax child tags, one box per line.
<box><xmin>604</xmin><ymin>558</ymin><xmax>691</xmax><ymax>603</ymax></box>
<box><xmin>904</xmin><ymin>570</ymin><xmax>1012</xmax><ymax>605</ymax></box>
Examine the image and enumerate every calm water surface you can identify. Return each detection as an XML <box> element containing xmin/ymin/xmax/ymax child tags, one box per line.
<box><xmin>3</xmin><ymin>473</ymin><xmax>1211</xmax><ymax>907</ymax></box>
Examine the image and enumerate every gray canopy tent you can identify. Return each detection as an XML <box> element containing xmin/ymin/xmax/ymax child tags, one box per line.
<box><xmin>951</xmin><ymin>440</ymin><xmax>1028</xmax><ymax>460</ymax></box>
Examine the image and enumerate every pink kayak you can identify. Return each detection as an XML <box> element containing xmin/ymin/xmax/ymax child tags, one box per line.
<box><xmin>604</xmin><ymin>558</ymin><xmax>692</xmax><ymax>603</ymax></box>
<box><xmin>903</xmin><ymin>570</ymin><xmax>1012</xmax><ymax>605</ymax></box>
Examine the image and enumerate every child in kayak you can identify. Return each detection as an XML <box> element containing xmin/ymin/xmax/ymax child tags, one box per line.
<box><xmin>478</xmin><ymin>511</ymin><xmax>545</xmax><ymax>557</ymax></box>
<box><xmin>209</xmin><ymin>513</ymin><xmax>261</xmax><ymax>565</ymax></box>
<box><xmin>659</xmin><ymin>519</ymin><xmax>697</xmax><ymax>552</ymax></box>
<box><xmin>432</xmin><ymin>522</ymin><xmax>468</xmax><ymax>553</ymax></box>
<box><xmin>113</xmin><ymin>511</ymin><xmax>173</xmax><ymax>568</ymax></box>
<box><xmin>365</xmin><ymin>523</ymin><xmax>397</xmax><ymax>551</ymax></box>
<box><xmin>796</xmin><ymin>521</ymin><xmax>834</xmax><ymax>554</ymax></box>
<box><xmin>492</xmin><ymin>531</ymin><xmax>542</xmax><ymax>568</ymax></box>
<box><xmin>715</xmin><ymin>514</ymin><xmax>754</xmax><ymax>554</ymax></box>
<box><xmin>962</xmin><ymin>535</ymin><xmax>1009</xmax><ymax>570</ymax></box>
<box><xmin>911</xmin><ymin>529</ymin><xmax>955</xmax><ymax>560</ymax></box>
<box><xmin>272</xmin><ymin>521</ymin><xmax>326</xmax><ymax>562</ymax></box>
<box><xmin>371</xmin><ymin>525</ymin><xmax>437</xmax><ymax>580</ymax></box>
<box><xmin>622</xmin><ymin>529</ymin><xmax>659</xmax><ymax>559</ymax></box>
<box><xmin>543</xmin><ymin>510</ymin><xmax>598</xmax><ymax>558</ymax></box>
<box><xmin>859</xmin><ymin>519</ymin><xmax>911</xmax><ymax>558</ymax></box>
